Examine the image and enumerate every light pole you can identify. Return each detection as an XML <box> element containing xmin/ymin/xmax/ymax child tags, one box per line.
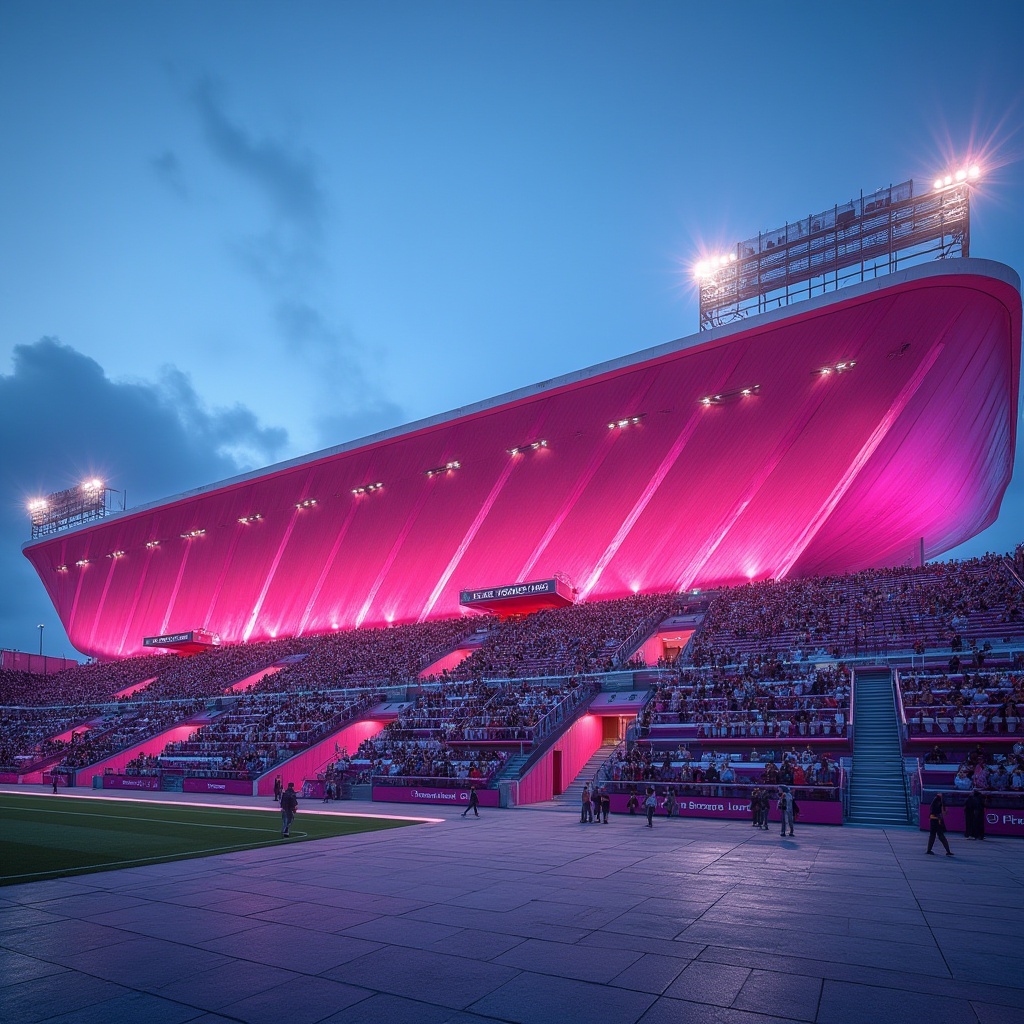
<box><xmin>38</xmin><ymin>623</ymin><xmax>44</xmax><ymax>657</ymax></box>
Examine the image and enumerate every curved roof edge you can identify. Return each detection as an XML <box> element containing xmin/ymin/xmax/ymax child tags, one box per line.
<box><xmin>23</xmin><ymin>258</ymin><xmax>1021</xmax><ymax>554</ymax></box>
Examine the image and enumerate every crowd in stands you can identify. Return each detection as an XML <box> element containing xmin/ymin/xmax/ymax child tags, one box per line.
<box><xmin>340</xmin><ymin>675</ymin><xmax>592</xmax><ymax>785</ymax></box>
<box><xmin>59</xmin><ymin>700</ymin><xmax>205</xmax><ymax>769</ymax></box>
<box><xmin>639</xmin><ymin>661</ymin><xmax>850</xmax><ymax>739</ymax></box>
<box><xmin>0</xmin><ymin>703</ymin><xmax>104</xmax><ymax>770</ymax></box>
<box><xmin>0</xmin><ymin>699</ymin><xmax>204</xmax><ymax>773</ymax></box>
<box><xmin>158</xmin><ymin>690</ymin><xmax>380</xmax><ymax>779</ymax></box>
<box><xmin>690</xmin><ymin>555</ymin><xmax>1024</xmax><ymax>665</ymax></box>
<box><xmin>919</xmin><ymin>740</ymin><xmax>1024</xmax><ymax>817</ymax></box>
<box><xmin>348</xmin><ymin>735</ymin><xmax>508</xmax><ymax>785</ymax></box>
<box><xmin>270</xmin><ymin>618</ymin><xmax>489</xmax><ymax>690</ymax></box>
<box><xmin>602</xmin><ymin>745</ymin><xmax>841</xmax><ymax>799</ymax></box>
<box><xmin>440</xmin><ymin>594</ymin><xmax>678</xmax><ymax>680</ymax></box>
<box><xmin>900</xmin><ymin>667</ymin><xmax>1022</xmax><ymax>735</ymax></box>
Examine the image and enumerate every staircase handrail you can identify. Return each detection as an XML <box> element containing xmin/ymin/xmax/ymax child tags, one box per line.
<box><xmin>1002</xmin><ymin>554</ymin><xmax>1024</xmax><ymax>591</ymax></box>
<box><xmin>601</xmin><ymin>779</ymin><xmax>841</xmax><ymax>801</ymax></box>
<box><xmin>892</xmin><ymin>668</ymin><xmax>909</xmax><ymax>741</ymax></box>
<box><xmin>507</xmin><ymin>680</ymin><xmax>602</xmax><ymax>782</ymax></box>
<box><xmin>848</xmin><ymin>668</ymin><xmax>857</xmax><ymax>748</ymax></box>
<box><xmin>371</xmin><ymin>773</ymin><xmax>499</xmax><ymax>789</ymax></box>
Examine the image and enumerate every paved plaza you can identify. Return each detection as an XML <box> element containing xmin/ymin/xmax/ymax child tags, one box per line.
<box><xmin>2</xmin><ymin>790</ymin><xmax>1022</xmax><ymax>1024</ymax></box>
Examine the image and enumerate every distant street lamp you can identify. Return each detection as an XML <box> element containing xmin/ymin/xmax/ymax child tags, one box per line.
<box><xmin>38</xmin><ymin>623</ymin><xmax>44</xmax><ymax>657</ymax></box>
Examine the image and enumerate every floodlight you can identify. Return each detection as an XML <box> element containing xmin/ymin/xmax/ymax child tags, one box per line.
<box><xmin>969</xmin><ymin>165</ymin><xmax>980</xmax><ymax>178</ymax></box>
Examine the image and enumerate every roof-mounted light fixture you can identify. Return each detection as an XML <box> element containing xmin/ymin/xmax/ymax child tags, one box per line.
<box><xmin>295</xmin><ymin>499</ymin><xmax>318</xmax><ymax>509</ymax></box>
<box><xmin>145</xmin><ymin>540</ymin><xmax>160</xmax><ymax>549</ymax></box>
<box><xmin>507</xmin><ymin>440</ymin><xmax>548</xmax><ymax>455</ymax></box>
<box><xmin>237</xmin><ymin>514</ymin><xmax>263</xmax><ymax>524</ymax></box>
<box><xmin>816</xmin><ymin>360</ymin><xmax>856</xmax><ymax>376</ymax></box>
<box><xmin>180</xmin><ymin>528</ymin><xmax>206</xmax><ymax>539</ymax></box>
<box><xmin>352</xmin><ymin>482</ymin><xmax>384</xmax><ymax>495</ymax></box>
<box><xmin>607</xmin><ymin>415</ymin><xmax>646</xmax><ymax>430</ymax></box>
<box><xmin>699</xmin><ymin>385</ymin><xmax>760</xmax><ymax>406</ymax></box>
<box><xmin>75</xmin><ymin>558</ymin><xmax>89</xmax><ymax>567</ymax></box>
<box><xmin>106</xmin><ymin>550</ymin><xmax>126</xmax><ymax>559</ymax></box>
<box><xmin>425</xmin><ymin>461</ymin><xmax>461</xmax><ymax>478</ymax></box>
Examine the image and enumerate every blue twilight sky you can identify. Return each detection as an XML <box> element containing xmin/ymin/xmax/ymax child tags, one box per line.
<box><xmin>1</xmin><ymin>1</ymin><xmax>1023</xmax><ymax>660</ymax></box>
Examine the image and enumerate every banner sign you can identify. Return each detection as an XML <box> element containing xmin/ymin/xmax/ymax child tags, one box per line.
<box><xmin>372</xmin><ymin>785</ymin><xmax>501</xmax><ymax>807</ymax></box>
<box><xmin>460</xmin><ymin>579</ymin><xmax>558</xmax><ymax>605</ymax></box>
<box><xmin>183</xmin><ymin>778</ymin><xmax>254</xmax><ymax>795</ymax></box>
<box><xmin>607</xmin><ymin>793</ymin><xmax>843</xmax><ymax>824</ymax></box>
<box><xmin>102</xmin><ymin>775</ymin><xmax>161</xmax><ymax>791</ymax></box>
<box><xmin>144</xmin><ymin>631</ymin><xmax>194</xmax><ymax>647</ymax></box>
<box><xmin>919</xmin><ymin>804</ymin><xmax>1024</xmax><ymax>837</ymax></box>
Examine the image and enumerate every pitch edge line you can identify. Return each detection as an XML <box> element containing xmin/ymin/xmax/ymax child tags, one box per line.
<box><xmin>0</xmin><ymin>789</ymin><xmax>443</xmax><ymax>824</ymax></box>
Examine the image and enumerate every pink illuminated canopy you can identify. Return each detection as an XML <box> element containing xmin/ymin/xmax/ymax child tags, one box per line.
<box><xmin>24</xmin><ymin>260</ymin><xmax>1022</xmax><ymax>659</ymax></box>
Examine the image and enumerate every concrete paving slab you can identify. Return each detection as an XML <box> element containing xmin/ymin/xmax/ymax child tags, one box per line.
<box><xmin>2</xmin><ymin>789</ymin><xmax>1022</xmax><ymax>1023</ymax></box>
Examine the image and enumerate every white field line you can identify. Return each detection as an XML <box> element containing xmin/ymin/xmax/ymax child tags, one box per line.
<box><xmin>0</xmin><ymin>788</ymin><xmax>442</xmax><ymax>823</ymax></box>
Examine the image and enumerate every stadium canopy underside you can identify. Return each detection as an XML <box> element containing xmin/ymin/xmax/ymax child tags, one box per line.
<box><xmin>24</xmin><ymin>260</ymin><xmax>1022</xmax><ymax>659</ymax></box>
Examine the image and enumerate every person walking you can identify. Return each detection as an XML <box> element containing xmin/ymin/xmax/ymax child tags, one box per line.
<box><xmin>581</xmin><ymin>784</ymin><xmax>593</xmax><ymax>823</ymax></box>
<box><xmin>280</xmin><ymin>782</ymin><xmax>298</xmax><ymax>837</ymax></box>
<box><xmin>462</xmin><ymin>785</ymin><xmax>480</xmax><ymax>817</ymax></box>
<box><xmin>625</xmin><ymin>786</ymin><xmax>639</xmax><ymax>816</ymax></box>
<box><xmin>51</xmin><ymin>772</ymin><xmax>59</xmax><ymax>794</ymax></box>
<box><xmin>926</xmin><ymin>792</ymin><xmax>954</xmax><ymax>855</ymax></box>
<box><xmin>273</xmin><ymin>775</ymin><xmax>283</xmax><ymax>803</ymax></box>
<box><xmin>600</xmin><ymin>787</ymin><xmax>611</xmax><ymax>824</ymax></box>
<box><xmin>750</xmin><ymin>787</ymin><xmax>762</xmax><ymax>828</ymax></box>
<box><xmin>664</xmin><ymin>788</ymin><xmax>677</xmax><ymax>819</ymax></box>
<box><xmin>591</xmin><ymin>785</ymin><xmax>602</xmax><ymax>824</ymax></box>
<box><xmin>778</xmin><ymin>785</ymin><xmax>796</xmax><ymax>836</ymax></box>
<box><xmin>643</xmin><ymin>787</ymin><xmax>658</xmax><ymax>828</ymax></box>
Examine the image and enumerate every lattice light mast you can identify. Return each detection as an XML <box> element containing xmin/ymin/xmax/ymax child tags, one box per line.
<box><xmin>695</xmin><ymin>164</ymin><xmax>980</xmax><ymax>331</ymax></box>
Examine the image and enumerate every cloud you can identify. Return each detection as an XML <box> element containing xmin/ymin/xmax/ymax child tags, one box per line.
<box><xmin>0</xmin><ymin>337</ymin><xmax>288</xmax><ymax>656</ymax></box>
<box><xmin>151</xmin><ymin>149</ymin><xmax>187</xmax><ymax>198</ymax></box>
<box><xmin>182</xmin><ymin>74</ymin><xmax>404</xmax><ymax>446</ymax></box>
<box><xmin>191</xmin><ymin>75</ymin><xmax>324</xmax><ymax>232</ymax></box>
<box><xmin>272</xmin><ymin>299</ymin><xmax>404</xmax><ymax>447</ymax></box>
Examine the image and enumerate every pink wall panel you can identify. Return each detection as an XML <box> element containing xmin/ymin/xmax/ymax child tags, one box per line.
<box><xmin>255</xmin><ymin>717</ymin><xmax>385</xmax><ymax>796</ymax></box>
<box><xmin>515</xmin><ymin>712</ymin><xmax>604</xmax><ymax>805</ymax></box>
<box><xmin>73</xmin><ymin>723</ymin><xmax>196</xmax><ymax>788</ymax></box>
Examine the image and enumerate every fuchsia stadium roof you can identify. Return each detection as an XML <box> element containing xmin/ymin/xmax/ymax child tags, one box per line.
<box><xmin>24</xmin><ymin>260</ymin><xmax>1022</xmax><ymax>659</ymax></box>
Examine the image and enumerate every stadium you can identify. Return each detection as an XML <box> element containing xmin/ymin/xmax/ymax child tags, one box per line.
<box><xmin>4</xmin><ymin>171</ymin><xmax>1024</xmax><ymax>1023</ymax></box>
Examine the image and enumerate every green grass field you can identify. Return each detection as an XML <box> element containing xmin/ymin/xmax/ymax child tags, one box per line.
<box><xmin>0</xmin><ymin>794</ymin><xmax>417</xmax><ymax>885</ymax></box>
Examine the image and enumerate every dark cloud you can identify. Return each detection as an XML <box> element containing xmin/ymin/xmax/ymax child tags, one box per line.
<box><xmin>191</xmin><ymin>76</ymin><xmax>324</xmax><ymax>232</ymax></box>
<box><xmin>273</xmin><ymin>300</ymin><xmax>404</xmax><ymax>447</ymax></box>
<box><xmin>151</xmin><ymin>149</ymin><xmax>187</xmax><ymax>198</ymax></box>
<box><xmin>0</xmin><ymin>337</ymin><xmax>288</xmax><ymax>657</ymax></box>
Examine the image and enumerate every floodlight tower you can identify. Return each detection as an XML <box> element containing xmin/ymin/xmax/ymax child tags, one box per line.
<box><xmin>694</xmin><ymin>162</ymin><xmax>982</xmax><ymax>330</ymax></box>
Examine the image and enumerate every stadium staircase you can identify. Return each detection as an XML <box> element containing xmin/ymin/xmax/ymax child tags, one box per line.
<box><xmin>847</xmin><ymin>668</ymin><xmax>911</xmax><ymax>826</ymax></box>
<box><xmin>555</xmin><ymin>742</ymin><xmax>619</xmax><ymax>808</ymax></box>
<box><xmin>495</xmin><ymin>753</ymin><xmax>530</xmax><ymax>783</ymax></box>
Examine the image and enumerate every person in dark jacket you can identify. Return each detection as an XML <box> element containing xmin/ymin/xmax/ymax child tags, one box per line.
<box><xmin>926</xmin><ymin>792</ymin><xmax>953</xmax><ymax>855</ymax></box>
<box><xmin>581</xmin><ymin>784</ymin><xmax>593</xmax><ymax>823</ymax></box>
<box><xmin>462</xmin><ymin>785</ymin><xmax>480</xmax><ymax>817</ymax></box>
<box><xmin>280</xmin><ymin>782</ymin><xmax>298</xmax><ymax>837</ymax></box>
<box><xmin>964</xmin><ymin>788</ymin><xmax>986</xmax><ymax>840</ymax></box>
